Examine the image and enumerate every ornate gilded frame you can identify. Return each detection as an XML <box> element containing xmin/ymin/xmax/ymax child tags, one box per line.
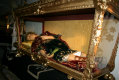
<box><xmin>14</xmin><ymin>0</ymin><xmax>119</xmax><ymax>80</ymax></box>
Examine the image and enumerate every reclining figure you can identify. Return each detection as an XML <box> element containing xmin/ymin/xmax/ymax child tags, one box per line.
<box><xmin>26</xmin><ymin>31</ymin><xmax>86</xmax><ymax>62</ymax></box>
<box><xmin>24</xmin><ymin>31</ymin><xmax>89</xmax><ymax>71</ymax></box>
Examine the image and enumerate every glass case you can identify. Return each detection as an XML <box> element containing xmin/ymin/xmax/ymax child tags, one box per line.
<box><xmin>13</xmin><ymin>0</ymin><xmax>119</xmax><ymax>80</ymax></box>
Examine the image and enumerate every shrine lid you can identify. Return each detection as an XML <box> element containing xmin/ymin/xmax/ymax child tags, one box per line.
<box><xmin>14</xmin><ymin>0</ymin><xmax>119</xmax><ymax>18</ymax></box>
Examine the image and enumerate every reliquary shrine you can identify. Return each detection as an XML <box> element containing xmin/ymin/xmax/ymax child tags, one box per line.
<box><xmin>13</xmin><ymin>0</ymin><xmax>119</xmax><ymax>80</ymax></box>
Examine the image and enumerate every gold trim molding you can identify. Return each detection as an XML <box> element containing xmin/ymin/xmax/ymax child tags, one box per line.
<box><xmin>14</xmin><ymin>0</ymin><xmax>119</xmax><ymax>18</ymax></box>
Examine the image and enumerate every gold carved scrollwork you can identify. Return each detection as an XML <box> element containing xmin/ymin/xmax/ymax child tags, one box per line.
<box><xmin>104</xmin><ymin>73</ymin><xmax>115</xmax><ymax>80</ymax></box>
<box><xmin>15</xmin><ymin>0</ymin><xmax>94</xmax><ymax>16</ymax></box>
<box><xmin>96</xmin><ymin>0</ymin><xmax>109</xmax><ymax>10</ymax></box>
<box><xmin>86</xmin><ymin>2</ymin><xmax>108</xmax><ymax>79</ymax></box>
<box><xmin>83</xmin><ymin>68</ymin><xmax>93</xmax><ymax>80</ymax></box>
<box><xmin>34</xmin><ymin>7</ymin><xmax>45</xmax><ymax>15</ymax></box>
